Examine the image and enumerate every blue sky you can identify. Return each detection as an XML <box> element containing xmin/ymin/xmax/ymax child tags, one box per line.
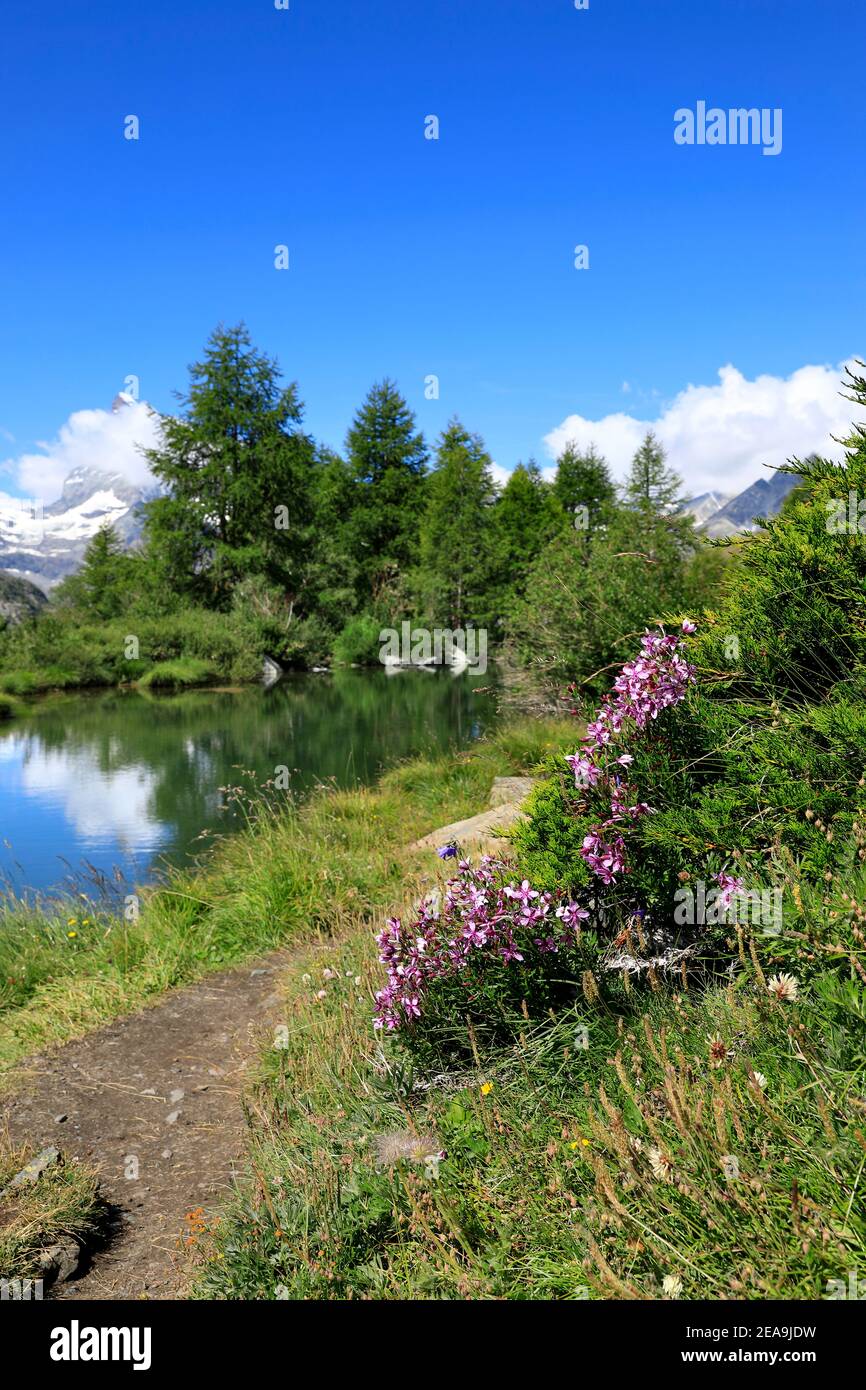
<box><xmin>1</xmin><ymin>0</ymin><xmax>865</xmax><ymax>499</ymax></box>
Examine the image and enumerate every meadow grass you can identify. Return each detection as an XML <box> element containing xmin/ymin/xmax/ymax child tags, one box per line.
<box><xmin>0</xmin><ymin>718</ymin><xmax>574</xmax><ymax>1072</ymax></box>
<box><xmin>136</xmin><ymin>658</ymin><xmax>219</xmax><ymax>689</ymax></box>
<box><xmin>191</xmin><ymin>846</ymin><xmax>866</xmax><ymax>1300</ymax></box>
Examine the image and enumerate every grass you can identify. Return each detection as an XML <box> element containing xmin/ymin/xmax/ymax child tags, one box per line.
<box><xmin>0</xmin><ymin>1139</ymin><xmax>102</xmax><ymax>1282</ymax></box>
<box><xmin>136</xmin><ymin>658</ymin><xmax>219</xmax><ymax>689</ymax></box>
<box><xmin>190</xmin><ymin>840</ymin><xmax>866</xmax><ymax>1301</ymax></box>
<box><xmin>0</xmin><ymin>718</ymin><xmax>575</xmax><ymax>1073</ymax></box>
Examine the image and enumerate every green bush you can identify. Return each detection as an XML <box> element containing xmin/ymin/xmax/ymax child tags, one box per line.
<box><xmin>332</xmin><ymin>612</ymin><xmax>384</xmax><ymax>666</ymax></box>
<box><xmin>514</xmin><ymin>370</ymin><xmax>866</xmax><ymax>936</ymax></box>
<box><xmin>0</xmin><ymin>669</ymin><xmax>39</xmax><ymax>695</ymax></box>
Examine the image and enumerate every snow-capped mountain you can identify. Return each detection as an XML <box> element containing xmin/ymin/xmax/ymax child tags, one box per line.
<box><xmin>0</xmin><ymin>393</ymin><xmax>157</xmax><ymax>591</ymax></box>
<box><xmin>681</xmin><ymin>473</ymin><xmax>798</xmax><ymax>537</ymax></box>
<box><xmin>679</xmin><ymin>490</ymin><xmax>734</xmax><ymax>527</ymax></box>
<box><xmin>0</xmin><ymin>466</ymin><xmax>151</xmax><ymax>590</ymax></box>
<box><xmin>699</xmin><ymin>473</ymin><xmax>798</xmax><ymax>537</ymax></box>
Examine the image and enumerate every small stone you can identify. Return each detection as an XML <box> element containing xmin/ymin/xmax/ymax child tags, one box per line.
<box><xmin>53</xmin><ymin>1113</ymin><xmax>68</xmax><ymax>1123</ymax></box>
<box><xmin>0</xmin><ymin>1146</ymin><xmax>60</xmax><ymax>1197</ymax></box>
<box><xmin>166</xmin><ymin>1110</ymin><xmax>182</xmax><ymax>1125</ymax></box>
<box><xmin>38</xmin><ymin>1239</ymin><xmax>80</xmax><ymax>1282</ymax></box>
<box><xmin>169</xmin><ymin>1088</ymin><xmax>184</xmax><ymax>1104</ymax></box>
<box><xmin>161</xmin><ymin>1149</ymin><xmax>173</xmax><ymax>1159</ymax></box>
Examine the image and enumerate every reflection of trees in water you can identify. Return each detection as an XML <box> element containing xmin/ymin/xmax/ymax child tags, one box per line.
<box><xmin>0</xmin><ymin>669</ymin><xmax>499</xmax><ymax>878</ymax></box>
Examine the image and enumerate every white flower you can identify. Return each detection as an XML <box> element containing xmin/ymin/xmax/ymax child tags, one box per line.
<box><xmin>751</xmin><ymin>1071</ymin><xmax>768</xmax><ymax>1090</ymax></box>
<box><xmin>662</xmin><ymin>1274</ymin><xmax>683</xmax><ymax>1298</ymax></box>
<box><xmin>767</xmin><ymin>972</ymin><xmax>798</xmax><ymax>1002</ymax></box>
<box><xmin>301</xmin><ymin>973</ymin><xmax>312</xmax><ymax>985</ymax></box>
<box><xmin>649</xmin><ymin>1147</ymin><xmax>674</xmax><ymax>1182</ymax></box>
<box><xmin>323</xmin><ymin>967</ymin><xmax>337</xmax><ymax>980</ymax></box>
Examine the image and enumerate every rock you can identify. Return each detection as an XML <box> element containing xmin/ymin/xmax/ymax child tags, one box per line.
<box><xmin>0</xmin><ymin>1146</ymin><xmax>60</xmax><ymax>1198</ymax></box>
<box><xmin>262</xmin><ymin>655</ymin><xmax>283</xmax><ymax>688</ymax></box>
<box><xmin>165</xmin><ymin>1110</ymin><xmax>182</xmax><ymax>1125</ymax></box>
<box><xmin>410</xmin><ymin>802</ymin><xmax>530</xmax><ymax>855</ymax></box>
<box><xmin>53</xmin><ymin>1113</ymin><xmax>68</xmax><ymax>1124</ymax></box>
<box><xmin>488</xmin><ymin>776</ymin><xmax>537</xmax><ymax>808</ymax></box>
<box><xmin>0</xmin><ymin>570</ymin><xmax>49</xmax><ymax>626</ymax></box>
<box><xmin>168</xmin><ymin>1088</ymin><xmax>184</xmax><ymax>1104</ymax></box>
<box><xmin>38</xmin><ymin>1239</ymin><xmax>80</xmax><ymax>1283</ymax></box>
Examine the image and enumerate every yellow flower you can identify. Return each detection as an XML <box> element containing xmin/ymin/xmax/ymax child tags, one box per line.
<box><xmin>480</xmin><ymin>1082</ymin><xmax>493</xmax><ymax>1096</ymax></box>
<box><xmin>82</xmin><ymin>917</ymin><xmax>91</xmax><ymax>926</ymax></box>
<box><xmin>67</xmin><ymin>931</ymin><xmax>77</xmax><ymax>938</ymax></box>
<box><xmin>569</xmin><ymin>1141</ymin><xmax>579</xmax><ymax>1151</ymax></box>
<box><xmin>67</xmin><ymin>918</ymin><xmax>77</xmax><ymax>926</ymax></box>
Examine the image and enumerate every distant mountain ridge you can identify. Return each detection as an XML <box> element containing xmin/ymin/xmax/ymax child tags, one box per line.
<box><xmin>0</xmin><ymin>463</ymin><xmax>152</xmax><ymax>591</ymax></box>
<box><xmin>680</xmin><ymin>471</ymin><xmax>798</xmax><ymax>536</ymax></box>
<box><xmin>0</xmin><ymin>394</ymin><xmax>157</xmax><ymax>592</ymax></box>
<box><xmin>0</xmin><ymin>570</ymin><xmax>48</xmax><ymax>626</ymax></box>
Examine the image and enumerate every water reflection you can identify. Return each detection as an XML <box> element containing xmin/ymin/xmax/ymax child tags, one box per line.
<box><xmin>0</xmin><ymin>667</ymin><xmax>498</xmax><ymax>898</ymax></box>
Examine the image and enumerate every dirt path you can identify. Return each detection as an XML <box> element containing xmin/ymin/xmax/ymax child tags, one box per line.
<box><xmin>1</xmin><ymin>954</ymin><xmax>288</xmax><ymax>1300</ymax></box>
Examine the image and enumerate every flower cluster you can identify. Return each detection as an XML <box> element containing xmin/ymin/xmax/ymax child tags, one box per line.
<box><xmin>373</xmin><ymin>855</ymin><xmax>589</xmax><ymax>1031</ymax></box>
<box><xmin>567</xmin><ymin>622</ymin><xmax>698</xmax><ymax>883</ymax></box>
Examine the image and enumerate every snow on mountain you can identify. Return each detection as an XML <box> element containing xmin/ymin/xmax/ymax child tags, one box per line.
<box><xmin>0</xmin><ymin>463</ymin><xmax>152</xmax><ymax>590</ymax></box>
<box><xmin>679</xmin><ymin>490</ymin><xmax>734</xmax><ymax>527</ymax></box>
<box><xmin>700</xmin><ymin>472</ymin><xmax>799</xmax><ymax>537</ymax></box>
<box><xmin>679</xmin><ymin>474</ymin><xmax>799</xmax><ymax>537</ymax></box>
<box><xmin>0</xmin><ymin>393</ymin><xmax>159</xmax><ymax>591</ymax></box>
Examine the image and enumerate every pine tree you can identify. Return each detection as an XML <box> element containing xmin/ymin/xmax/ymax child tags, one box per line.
<box><xmin>624</xmin><ymin>431</ymin><xmax>684</xmax><ymax>514</ymax></box>
<box><xmin>552</xmin><ymin>443</ymin><xmax>616</xmax><ymax>528</ymax></box>
<box><xmin>55</xmin><ymin>524</ymin><xmax>135</xmax><ymax>619</ymax></box>
<box><xmin>143</xmin><ymin>323</ymin><xmax>316</xmax><ymax>608</ymax></box>
<box><xmin>418</xmin><ymin>419</ymin><xmax>497</xmax><ymax>628</ymax></box>
<box><xmin>344</xmin><ymin>380</ymin><xmax>428</xmax><ymax>597</ymax></box>
<box><xmin>491</xmin><ymin>460</ymin><xmax>557</xmax><ymax>614</ymax></box>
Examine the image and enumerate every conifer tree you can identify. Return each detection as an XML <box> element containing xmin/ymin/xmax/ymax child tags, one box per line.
<box><xmin>624</xmin><ymin>430</ymin><xmax>684</xmax><ymax>514</ymax></box>
<box><xmin>552</xmin><ymin>443</ymin><xmax>616</xmax><ymax>528</ymax></box>
<box><xmin>418</xmin><ymin>419</ymin><xmax>497</xmax><ymax>628</ymax></box>
<box><xmin>344</xmin><ymin>380</ymin><xmax>427</xmax><ymax>597</ymax></box>
<box><xmin>144</xmin><ymin>323</ymin><xmax>316</xmax><ymax>608</ymax></box>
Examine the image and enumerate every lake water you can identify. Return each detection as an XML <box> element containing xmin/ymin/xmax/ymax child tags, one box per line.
<box><xmin>0</xmin><ymin>668</ymin><xmax>499</xmax><ymax>901</ymax></box>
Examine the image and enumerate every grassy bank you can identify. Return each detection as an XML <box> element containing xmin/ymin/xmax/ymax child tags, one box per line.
<box><xmin>0</xmin><ymin>1140</ymin><xmax>102</xmax><ymax>1283</ymax></box>
<box><xmin>0</xmin><ymin>719</ymin><xmax>574</xmax><ymax>1071</ymax></box>
<box><xmin>0</xmin><ymin>607</ymin><xmax>276</xmax><ymax>699</ymax></box>
<box><xmin>191</xmin><ymin>849</ymin><xmax>866</xmax><ymax>1301</ymax></box>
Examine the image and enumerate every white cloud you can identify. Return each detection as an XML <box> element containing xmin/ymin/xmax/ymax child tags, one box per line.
<box><xmin>543</xmin><ymin>359</ymin><xmax>862</xmax><ymax>497</ymax></box>
<box><xmin>2</xmin><ymin>399</ymin><xmax>161</xmax><ymax>504</ymax></box>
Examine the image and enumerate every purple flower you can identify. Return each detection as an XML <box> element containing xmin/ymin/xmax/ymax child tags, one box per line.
<box><xmin>437</xmin><ymin>842</ymin><xmax>459</xmax><ymax>860</ymax></box>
